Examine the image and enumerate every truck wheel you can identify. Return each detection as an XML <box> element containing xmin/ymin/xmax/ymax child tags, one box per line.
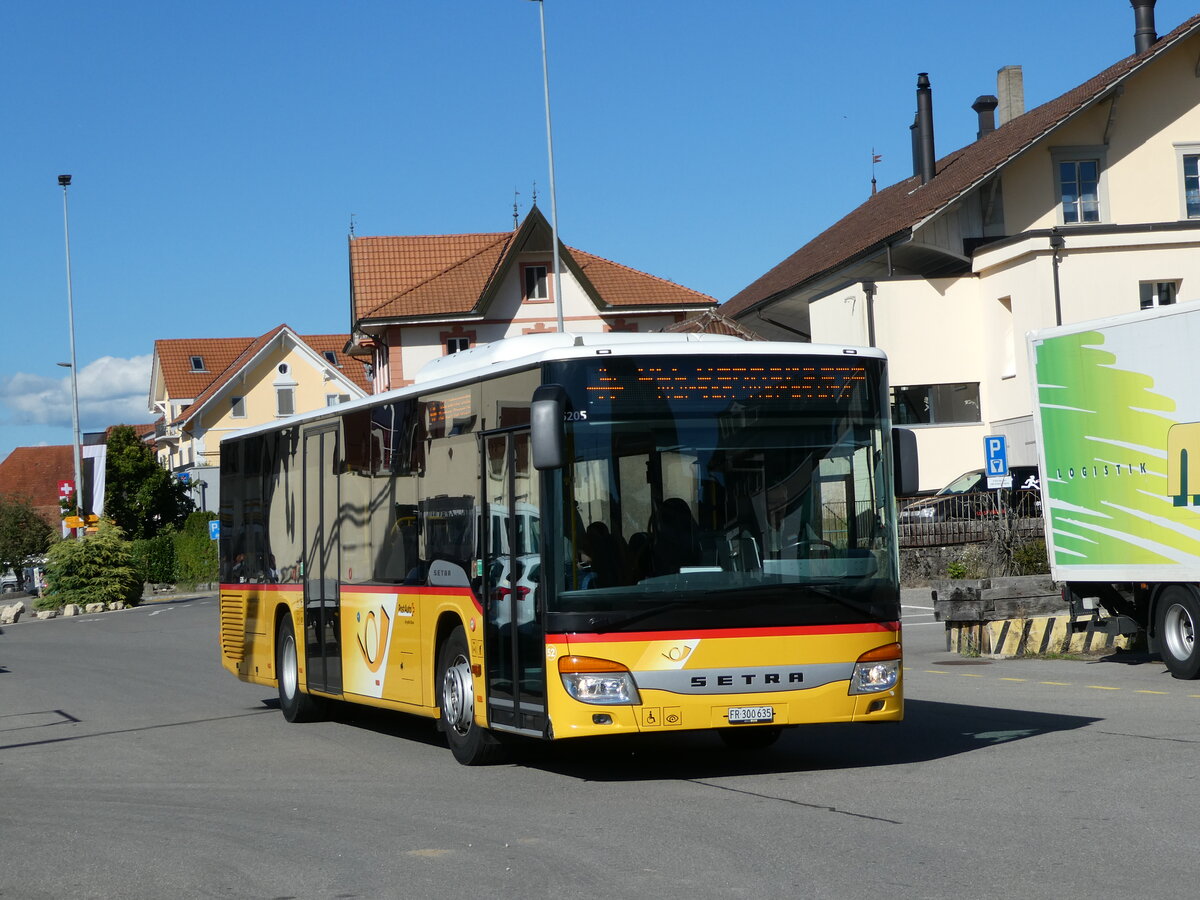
<box><xmin>1155</xmin><ymin>586</ymin><xmax>1200</xmax><ymax>680</ymax></box>
<box><xmin>276</xmin><ymin>614</ymin><xmax>325</xmax><ymax>722</ymax></box>
<box><xmin>437</xmin><ymin>625</ymin><xmax>502</xmax><ymax>765</ymax></box>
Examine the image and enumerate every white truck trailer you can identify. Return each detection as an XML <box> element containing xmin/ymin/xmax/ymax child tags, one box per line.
<box><xmin>1029</xmin><ymin>304</ymin><xmax>1200</xmax><ymax>678</ymax></box>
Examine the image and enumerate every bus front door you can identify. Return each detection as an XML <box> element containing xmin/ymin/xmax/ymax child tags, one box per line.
<box><xmin>483</xmin><ymin>429</ymin><xmax>546</xmax><ymax>736</ymax></box>
<box><xmin>302</xmin><ymin>426</ymin><xmax>342</xmax><ymax>695</ymax></box>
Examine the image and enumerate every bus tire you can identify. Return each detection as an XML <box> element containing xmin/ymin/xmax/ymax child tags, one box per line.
<box><xmin>718</xmin><ymin>726</ymin><xmax>783</xmax><ymax>751</ymax></box>
<box><xmin>1156</xmin><ymin>585</ymin><xmax>1200</xmax><ymax>679</ymax></box>
<box><xmin>438</xmin><ymin>625</ymin><xmax>502</xmax><ymax>765</ymax></box>
<box><xmin>276</xmin><ymin>614</ymin><xmax>324</xmax><ymax>722</ymax></box>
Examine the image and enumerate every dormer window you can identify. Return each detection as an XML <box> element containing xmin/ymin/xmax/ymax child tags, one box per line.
<box><xmin>190</xmin><ymin>356</ymin><xmax>205</xmax><ymax>372</ymax></box>
<box><xmin>323</xmin><ymin>350</ymin><xmax>339</xmax><ymax>366</ymax></box>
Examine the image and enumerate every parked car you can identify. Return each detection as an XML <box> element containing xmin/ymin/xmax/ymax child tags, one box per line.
<box><xmin>899</xmin><ymin>466</ymin><xmax>1041</xmax><ymax>523</ymax></box>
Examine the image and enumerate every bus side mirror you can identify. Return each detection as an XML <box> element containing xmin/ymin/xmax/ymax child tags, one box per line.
<box><xmin>531</xmin><ymin>384</ymin><xmax>566</xmax><ymax>470</ymax></box>
<box><xmin>892</xmin><ymin>427</ymin><xmax>919</xmax><ymax>496</ymax></box>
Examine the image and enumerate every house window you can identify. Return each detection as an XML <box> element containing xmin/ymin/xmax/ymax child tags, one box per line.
<box><xmin>522</xmin><ymin>263</ymin><xmax>550</xmax><ymax>302</ymax></box>
<box><xmin>323</xmin><ymin>350</ymin><xmax>339</xmax><ymax>366</ymax></box>
<box><xmin>1059</xmin><ymin>160</ymin><xmax>1100</xmax><ymax>223</ymax></box>
<box><xmin>276</xmin><ymin>387</ymin><xmax>295</xmax><ymax>417</ymax></box>
<box><xmin>1184</xmin><ymin>156</ymin><xmax>1200</xmax><ymax>217</ymax></box>
<box><xmin>326</xmin><ymin>393</ymin><xmax>350</xmax><ymax>406</ymax></box>
<box><xmin>1175</xmin><ymin>144</ymin><xmax>1200</xmax><ymax>219</ymax></box>
<box><xmin>190</xmin><ymin>356</ymin><xmax>206</xmax><ymax>372</ymax></box>
<box><xmin>446</xmin><ymin>337</ymin><xmax>470</xmax><ymax>354</ymax></box>
<box><xmin>230</xmin><ymin>396</ymin><xmax>245</xmax><ymax>418</ymax></box>
<box><xmin>1140</xmin><ymin>281</ymin><xmax>1178</xmax><ymax>309</ymax></box>
<box><xmin>892</xmin><ymin>383</ymin><xmax>981</xmax><ymax>426</ymax></box>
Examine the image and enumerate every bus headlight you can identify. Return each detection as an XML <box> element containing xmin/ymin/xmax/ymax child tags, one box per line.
<box><xmin>849</xmin><ymin>643</ymin><xmax>901</xmax><ymax>695</ymax></box>
<box><xmin>559</xmin><ymin>655</ymin><xmax>641</xmax><ymax>705</ymax></box>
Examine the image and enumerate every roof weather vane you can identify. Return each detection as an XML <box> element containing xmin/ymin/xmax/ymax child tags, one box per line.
<box><xmin>531</xmin><ymin>181</ymin><xmax>538</xmax><ymax>207</ymax></box>
<box><xmin>349</xmin><ymin>213</ymin><xmax>356</xmax><ymax>237</ymax></box>
<box><xmin>513</xmin><ymin>190</ymin><xmax>520</xmax><ymax>229</ymax></box>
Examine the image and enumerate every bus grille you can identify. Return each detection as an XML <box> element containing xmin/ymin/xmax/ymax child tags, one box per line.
<box><xmin>219</xmin><ymin>594</ymin><xmax>246</xmax><ymax>663</ymax></box>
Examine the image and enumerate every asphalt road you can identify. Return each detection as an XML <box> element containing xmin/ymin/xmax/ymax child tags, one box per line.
<box><xmin>2</xmin><ymin>592</ymin><xmax>1197</xmax><ymax>899</ymax></box>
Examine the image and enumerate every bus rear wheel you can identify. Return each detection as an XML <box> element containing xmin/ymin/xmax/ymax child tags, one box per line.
<box><xmin>437</xmin><ymin>625</ymin><xmax>502</xmax><ymax>765</ymax></box>
<box><xmin>1156</xmin><ymin>586</ymin><xmax>1200</xmax><ymax>680</ymax></box>
<box><xmin>276</xmin><ymin>615</ymin><xmax>325</xmax><ymax>722</ymax></box>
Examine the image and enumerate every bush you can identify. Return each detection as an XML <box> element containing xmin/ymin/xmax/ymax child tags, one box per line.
<box><xmin>131</xmin><ymin>533</ymin><xmax>177</xmax><ymax>584</ymax></box>
<box><xmin>1012</xmin><ymin>538</ymin><xmax>1050</xmax><ymax>575</ymax></box>
<box><xmin>41</xmin><ymin>520</ymin><xmax>143</xmax><ymax>609</ymax></box>
<box><xmin>173</xmin><ymin>511</ymin><xmax>218</xmax><ymax>589</ymax></box>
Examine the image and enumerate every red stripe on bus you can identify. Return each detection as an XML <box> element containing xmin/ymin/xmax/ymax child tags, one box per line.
<box><xmin>545</xmin><ymin>622</ymin><xmax>900</xmax><ymax>643</ymax></box>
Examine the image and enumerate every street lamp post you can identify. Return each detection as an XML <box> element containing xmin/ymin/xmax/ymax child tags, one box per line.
<box><xmin>529</xmin><ymin>0</ymin><xmax>565</xmax><ymax>332</ymax></box>
<box><xmin>59</xmin><ymin>174</ymin><xmax>84</xmax><ymax>535</ymax></box>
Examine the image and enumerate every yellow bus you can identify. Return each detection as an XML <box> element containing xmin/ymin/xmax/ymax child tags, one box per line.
<box><xmin>218</xmin><ymin>333</ymin><xmax>917</xmax><ymax>764</ymax></box>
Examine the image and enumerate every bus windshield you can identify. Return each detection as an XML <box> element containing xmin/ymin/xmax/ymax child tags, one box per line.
<box><xmin>544</xmin><ymin>354</ymin><xmax>898</xmax><ymax>632</ymax></box>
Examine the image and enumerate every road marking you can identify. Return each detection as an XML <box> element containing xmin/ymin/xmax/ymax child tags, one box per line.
<box><xmin>1039</xmin><ymin>681</ymin><xmax>1072</xmax><ymax>686</ymax></box>
<box><xmin>1133</xmin><ymin>690</ymin><xmax>1169</xmax><ymax>695</ymax></box>
<box><xmin>999</xmin><ymin>677</ymin><xmax>1027</xmax><ymax>682</ymax></box>
<box><xmin>902</xmin><ymin>605</ymin><xmax>935</xmax><ymax>611</ymax></box>
<box><xmin>1086</xmin><ymin>685</ymin><xmax>1121</xmax><ymax>691</ymax></box>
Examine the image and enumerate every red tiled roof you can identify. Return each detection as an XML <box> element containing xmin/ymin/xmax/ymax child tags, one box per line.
<box><xmin>723</xmin><ymin>14</ymin><xmax>1200</xmax><ymax>317</ymax></box>
<box><xmin>351</xmin><ymin>209</ymin><xmax>716</xmax><ymax>323</ymax></box>
<box><xmin>0</xmin><ymin>445</ymin><xmax>74</xmax><ymax>528</ymax></box>
<box><xmin>663</xmin><ymin>309</ymin><xmax>765</xmax><ymax>339</ymax></box>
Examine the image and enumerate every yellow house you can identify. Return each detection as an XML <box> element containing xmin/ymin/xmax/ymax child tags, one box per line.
<box><xmin>149</xmin><ymin>324</ymin><xmax>370</xmax><ymax>510</ymax></box>
<box><xmin>725</xmin><ymin>3</ymin><xmax>1200</xmax><ymax>490</ymax></box>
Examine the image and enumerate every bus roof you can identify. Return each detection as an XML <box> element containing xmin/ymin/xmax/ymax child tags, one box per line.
<box><xmin>220</xmin><ymin>332</ymin><xmax>887</xmax><ymax>444</ymax></box>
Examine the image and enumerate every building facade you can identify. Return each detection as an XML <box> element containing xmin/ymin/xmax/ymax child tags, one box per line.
<box><xmin>724</xmin><ymin>3</ymin><xmax>1200</xmax><ymax>490</ymax></box>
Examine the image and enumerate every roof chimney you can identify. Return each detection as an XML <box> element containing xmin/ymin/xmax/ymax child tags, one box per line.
<box><xmin>972</xmin><ymin>95</ymin><xmax>999</xmax><ymax>139</ymax></box>
<box><xmin>915</xmin><ymin>73</ymin><xmax>936</xmax><ymax>184</ymax></box>
<box><xmin>997</xmin><ymin>65</ymin><xmax>1024</xmax><ymax>126</ymax></box>
<box><xmin>1132</xmin><ymin>0</ymin><xmax>1157</xmax><ymax>53</ymax></box>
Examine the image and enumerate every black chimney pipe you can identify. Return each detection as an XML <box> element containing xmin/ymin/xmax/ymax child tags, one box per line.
<box><xmin>916</xmin><ymin>73</ymin><xmax>936</xmax><ymax>184</ymax></box>
<box><xmin>1133</xmin><ymin>0</ymin><xmax>1157</xmax><ymax>54</ymax></box>
<box><xmin>972</xmin><ymin>95</ymin><xmax>999</xmax><ymax>139</ymax></box>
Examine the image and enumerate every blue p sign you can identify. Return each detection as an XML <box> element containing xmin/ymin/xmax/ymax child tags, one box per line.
<box><xmin>984</xmin><ymin>435</ymin><xmax>1009</xmax><ymax>477</ymax></box>
<box><xmin>208</xmin><ymin>519</ymin><xmax>220</xmax><ymax>541</ymax></box>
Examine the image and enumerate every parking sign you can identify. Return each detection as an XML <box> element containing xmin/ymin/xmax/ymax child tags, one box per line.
<box><xmin>984</xmin><ymin>435</ymin><xmax>1009</xmax><ymax>477</ymax></box>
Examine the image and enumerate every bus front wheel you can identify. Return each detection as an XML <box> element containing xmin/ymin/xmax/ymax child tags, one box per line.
<box><xmin>1156</xmin><ymin>586</ymin><xmax>1200</xmax><ymax>680</ymax></box>
<box><xmin>437</xmin><ymin>626</ymin><xmax>502</xmax><ymax>765</ymax></box>
<box><xmin>276</xmin><ymin>615</ymin><xmax>325</xmax><ymax>722</ymax></box>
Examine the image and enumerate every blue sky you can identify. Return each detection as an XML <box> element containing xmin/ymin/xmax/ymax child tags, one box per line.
<box><xmin>2</xmin><ymin>0</ymin><xmax>1193</xmax><ymax>461</ymax></box>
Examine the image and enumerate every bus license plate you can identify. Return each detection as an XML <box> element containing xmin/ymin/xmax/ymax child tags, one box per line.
<box><xmin>727</xmin><ymin>706</ymin><xmax>774</xmax><ymax>724</ymax></box>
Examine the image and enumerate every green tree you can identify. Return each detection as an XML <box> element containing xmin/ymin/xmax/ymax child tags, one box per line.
<box><xmin>104</xmin><ymin>425</ymin><xmax>194</xmax><ymax>539</ymax></box>
<box><xmin>42</xmin><ymin>520</ymin><xmax>142</xmax><ymax>609</ymax></box>
<box><xmin>0</xmin><ymin>495</ymin><xmax>54</xmax><ymax>587</ymax></box>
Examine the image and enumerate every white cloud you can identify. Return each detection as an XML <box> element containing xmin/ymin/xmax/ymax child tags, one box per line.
<box><xmin>0</xmin><ymin>355</ymin><xmax>152</xmax><ymax>429</ymax></box>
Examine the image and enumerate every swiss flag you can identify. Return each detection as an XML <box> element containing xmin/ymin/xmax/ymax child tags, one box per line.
<box><xmin>59</xmin><ymin>480</ymin><xmax>74</xmax><ymax>499</ymax></box>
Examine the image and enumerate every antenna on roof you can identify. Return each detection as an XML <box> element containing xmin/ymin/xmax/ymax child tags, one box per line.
<box><xmin>513</xmin><ymin>190</ymin><xmax>520</xmax><ymax>229</ymax></box>
<box><xmin>531</xmin><ymin>180</ymin><xmax>538</xmax><ymax>207</ymax></box>
<box><xmin>349</xmin><ymin>213</ymin><xmax>356</xmax><ymax>238</ymax></box>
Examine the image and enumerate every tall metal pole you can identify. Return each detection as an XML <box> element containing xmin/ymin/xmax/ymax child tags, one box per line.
<box><xmin>59</xmin><ymin>174</ymin><xmax>84</xmax><ymax>535</ymax></box>
<box><xmin>533</xmin><ymin>0</ymin><xmax>565</xmax><ymax>332</ymax></box>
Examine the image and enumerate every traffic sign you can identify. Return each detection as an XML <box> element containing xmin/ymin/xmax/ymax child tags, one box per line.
<box><xmin>984</xmin><ymin>435</ymin><xmax>1009</xmax><ymax>477</ymax></box>
<box><xmin>208</xmin><ymin>519</ymin><xmax>220</xmax><ymax>541</ymax></box>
